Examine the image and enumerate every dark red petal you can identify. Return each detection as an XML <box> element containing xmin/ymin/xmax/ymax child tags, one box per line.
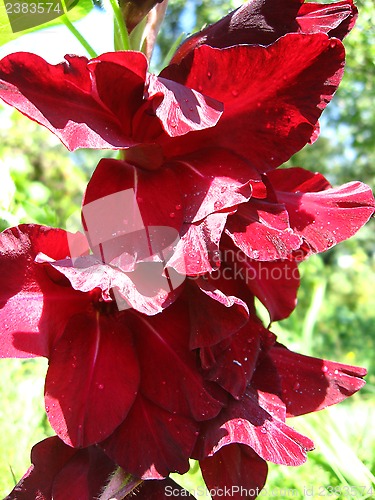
<box><xmin>0</xmin><ymin>53</ymin><xmax>136</xmax><ymax>150</ymax></box>
<box><xmin>45</xmin><ymin>312</ymin><xmax>139</xmax><ymax>447</ymax></box>
<box><xmin>235</xmin><ymin>256</ymin><xmax>300</xmax><ymax>321</ymax></box>
<box><xmin>162</xmin><ymin>34</ymin><xmax>345</xmax><ymax>171</ymax></box>
<box><xmin>52</xmin><ymin>446</ymin><xmax>116</xmax><ymax>499</ymax></box>
<box><xmin>83</xmin><ymin>158</ymin><xmax>184</xmax><ymax>261</ymax></box>
<box><xmin>200</xmin><ymin>444</ymin><xmax>268</xmax><ymax>500</ymax></box>
<box><xmin>0</xmin><ymin>225</ymin><xmax>88</xmax><ymax>358</ymax></box>
<box><xmin>129</xmin><ymin>303</ymin><xmax>224</xmax><ymax>421</ymax></box>
<box><xmin>5</xmin><ymin>436</ymin><xmax>115</xmax><ymax>500</ymax></box>
<box><xmin>268</xmin><ymin>168</ymin><xmax>375</xmax><ymax>255</ymax></box>
<box><xmin>170</xmin><ymin>148</ymin><xmax>256</xmax><ymax>223</ymax></box>
<box><xmin>170</xmin><ymin>0</ymin><xmax>303</xmax><ymax>64</ymax></box>
<box><xmin>201</xmin><ymin>317</ymin><xmax>265</xmax><ymax>399</ymax></box>
<box><xmin>144</xmin><ymin>75</ymin><xmax>223</xmax><ymax>137</ymax></box>
<box><xmin>197</xmin><ymin>387</ymin><xmax>314</xmax><ymax>465</ymax></box>
<box><xmin>40</xmin><ymin>254</ymin><xmax>181</xmax><ymax>316</ymax></box>
<box><xmin>297</xmin><ymin>0</ymin><xmax>358</xmax><ymax>40</ymax></box>
<box><xmin>102</xmin><ymin>394</ymin><xmax>198</xmax><ymax>479</ymax></box>
<box><xmin>5</xmin><ymin>437</ymin><xmax>76</xmax><ymax>500</ymax></box>
<box><xmin>225</xmin><ymin>198</ymin><xmax>302</xmax><ymax>261</ymax></box>
<box><xmin>133</xmin><ymin>478</ymin><xmax>196</xmax><ymax>499</ymax></box>
<box><xmin>168</xmin><ymin>212</ymin><xmax>229</xmax><ymax>275</ymax></box>
<box><xmin>186</xmin><ymin>277</ymin><xmax>249</xmax><ymax>350</ymax></box>
<box><xmin>171</xmin><ymin>0</ymin><xmax>356</xmax><ymax>65</ymax></box>
<box><xmin>269</xmin><ymin>345</ymin><xmax>366</xmax><ymax>417</ymax></box>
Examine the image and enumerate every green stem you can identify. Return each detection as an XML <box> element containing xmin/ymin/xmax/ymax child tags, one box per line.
<box><xmin>108</xmin><ymin>0</ymin><xmax>130</xmax><ymax>51</ymax></box>
<box><xmin>60</xmin><ymin>0</ymin><xmax>98</xmax><ymax>57</ymax></box>
<box><xmin>99</xmin><ymin>468</ymin><xmax>143</xmax><ymax>500</ymax></box>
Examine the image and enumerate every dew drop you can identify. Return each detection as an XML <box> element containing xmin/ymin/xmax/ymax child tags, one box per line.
<box><xmin>98</xmin><ymin>384</ymin><xmax>104</xmax><ymax>390</ymax></box>
<box><xmin>169</xmin><ymin>212</ymin><xmax>176</xmax><ymax>218</ymax></box>
<box><xmin>175</xmin><ymin>204</ymin><xmax>182</xmax><ymax>211</ymax></box>
<box><xmin>293</xmin><ymin>382</ymin><xmax>301</xmax><ymax>391</ymax></box>
<box><xmin>233</xmin><ymin>360</ymin><xmax>242</xmax><ymax>367</ymax></box>
<box><xmin>260</xmin><ymin>427</ymin><xmax>267</xmax><ymax>434</ymax></box>
<box><xmin>330</xmin><ymin>39</ymin><xmax>337</xmax><ymax>48</ymax></box>
<box><xmin>207</xmin><ymin>71</ymin><xmax>212</xmax><ymax>79</ymax></box>
<box><xmin>322</xmin><ymin>365</ymin><xmax>328</xmax><ymax>373</ymax></box>
<box><xmin>334</xmin><ymin>369</ymin><xmax>339</xmax><ymax>375</ymax></box>
<box><xmin>214</xmin><ymin>201</ymin><xmax>221</xmax><ymax>210</ymax></box>
<box><xmin>231</xmin><ymin>89</ymin><xmax>239</xmax><ymax>97</ymax></box>
<box><xmin>256</xmin><ymin>101</ymin><xmax>261</xmax><ymax>108</ymax></box>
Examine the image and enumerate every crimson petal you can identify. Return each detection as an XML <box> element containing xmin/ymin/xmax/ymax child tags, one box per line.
<box><xmin>225</xmin><ymin>198</ymin><xmax>302</xmax><ymax>261</ymax></box>
<box><xmin>0</xmin><ymin>225</ymin><xmax>89</xmax><ymax>358</ymax></box>
<box><xmin>45</xmin><ymin>313</ymin><xmax>139</xmax><ymax>447</ymax></box>
<box><xmin>5</xmin><ymin>436</ymin><xmax>115</xmax><ymax>500</ymax></box>
<box><xmin>171</xmin><ymin>0</ymin><xmax>356</xmax><ymax>64</ymax></box>
<box><xmin>129</xmin><ymin>303</ymin><xmax>224</xmax><ymax>421</ymax></box>
<box><xmin>200</xmin><ymin>444</ymin><xmax>268</xmax><ymax>500</ymax></box>
<box><xmin>269</xmin><ymin>345</ymin><xmax>366</xmax><ymax>417</ymax></box>
<box><xmin>144</xmin><ymin>74</ymin><xmax>223</xmax><ymax>137</ymax></box>
<box><xmin>169</xmin><ymin>148</ymin><xmax>255</xmax><ymax>223</ymax></box>
<box><xmin>162</xmin><ymin>34</ymin><xmax>345</xmax><ymax>171</ymax></box>
<box><xmin>186</xmin><ymin>277</ymin><xmax>249</xmax><ymax>350</ymax></box>
<box><xmin>197</xmin><ymin>387</ymin><xmax>314</xmax><ymax>465</ymax></box>
<box><xmin>297</xmin><ymin>1</ymin><xmax>357</xmax><ymax>40</ymax></box>
<box><xmin>201</xmin><ymin>317</ymin><xmax>265</xmax><ymax>400</ymax></box>
<box><xmin>0</xmin><ymin>53</ymin><xmax>137</xmax><ymax>150</ymax></box>
<box><xmin>167</xmin><ymin>212</ymin><xmax>230</xmax><ymax>275</ymax></box>
<box><xmin>268</xmin><ymin>167</ymin><xmax>375</xmax><ymax>255</ymax></box>
<box><xmin>102</xmin><ymin>394</ymin><xmax>199</xmax><ymax>479</ymax></box>
<box><xmin>233</xmin><ymin>255</ymin><xmax>300</xmax><ymax>321</ymax></box>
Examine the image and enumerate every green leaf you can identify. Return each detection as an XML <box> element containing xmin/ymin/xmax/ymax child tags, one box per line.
<box><xmin>0</xmin><ymin>0</ymin><xmax>94</xmax><ymax>47</ymax></box>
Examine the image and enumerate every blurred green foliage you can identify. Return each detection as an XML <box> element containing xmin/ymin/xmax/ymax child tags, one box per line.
<box><xmin>0</xmin><ymin>0</ymin><xmax>374</xmax><ymax>497</ymax></box>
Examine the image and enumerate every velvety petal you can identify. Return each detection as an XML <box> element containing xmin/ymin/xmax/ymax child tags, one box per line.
<box><xmin>167</xmin><ymin>212</ymin><xmax>230</xmax><ymax>275</ymax></box>
<box><xmin>201</xmin><ymin>317</ymin><xmax>265</xmax><ymax>400</ymax></box>
<box><xmin>102</xmin><ymin>394</ymin><xmax>199</xmax><ymax>479</ymax></box>
<box><xmin>45</xmin><ymin>312</ymin><xmax>140</xmax><ymax>447</ymax></box>
<box><xmin>268</xmin><ymin>167</ymin><xmax>375</xmax><ymax>255</ymax></box>
<box><xmin>185</xmin><ymin>277</ymin><xmax>249</xmax><ymax>350</ymax></box>
<box><xmin>225</xmin><ymin>198</ymin><xmax>302</xmax><ymax>261</ymax></box>
<box><xmin>5</xmin><ymin>436</ymin><xmax>115</xmax><ymax>500</ymax></box>
<box><xmin>171</xmin><ymin>0</ymin><xmax>356</xmax><ymax>64</ymax></box>
<box><xmin>232</xmin><ymin>254</ymin><xmax>300</xmax><ymax>321</ymax></box>
<box><xmin>0</xmin><ymin>53</ymin><xmax>139</xmax><ymax>150</ymax></box>
<box><xmin>269</xmin><ymin>345</ymin><xmax>366</xmax><ymax>417</ymax></box>
<box><xmin>144</xmin><ymin>74</ymin><xmax>223</xmax><ymax>137</ymax></box>
<box><xmin>0</xmin><ymin>225</ymin><xmax>89</xmax><ymax>358</ymax></box>
<box><xmin>133</xmin><ymin>478</ymin><xmax>196</xmax><ymax>499</ymax></box>
<box><xmin>39</xmin><ymin>254</ymin><xmax>181</xmax><ymax>316</ymax></box>
<box><xmin>129</xmin><ymin>302</ymin><xmax>224</xmax><ymax>421</ymax></box>
<box><xmin>169</xmin><ymin>148</ymin><xmax>256</xmax><ymax>223</ymax></box>
<box><xmin>200</xmin><ymin>444</ymin><xmax>268</xmax><ymax>500</ymax></box>
<box><xmin>197</xmin><ymin>387</ymin><xmax>314</xmax><ymax>465</ymax></box>
<box><xmin>297</xmin><ymin>1</ymin><xmax>357</xmax><ymax>40</ymax></box>
<box><xmin>162</xmin><ymin>34</ymin><xmax>345</xmax><ymax>171</ymax></box>
<box><xmin>83</xmin><ymin>158</ymin><xmax>184</xmax><ymax>264</ymax></box>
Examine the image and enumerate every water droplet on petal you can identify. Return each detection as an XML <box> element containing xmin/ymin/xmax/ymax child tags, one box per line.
<box><xmin>293</xmin><ymin>382</ymin><xmax>300</xmax><ymax>391</ymax></box>
<box><xmin>334</xmin><ymin>369</ymin><xmax>339</xmax><ymax>375</ymax></box>
<box><xmin>330</xmin><ymin>39</ymin><xmax>337</xmax><ymax>48</ymax></box>
<box><xmin>175</xmin><ymin>204</ymin><xmax>182</xmax><ymax>211</ymax></box>
<box><xmin>322</xmin><ymin>365</ymin><xmax>328</xmax><ymax>373</ymax></box>
<box><xmin>214</xmin><ymin>201</ymin><xmax>221</xmax><ymax>210</ymax></box>
<box><xmin>98</xmin><ymin>384</ymin><xmax>104</xmax><ymax>390</ymax></box>
<box><xmin>207</xmin><ymin>71</ymin><xmax>212</xmax><ymax>79</ymax></box>
<box><xmin>231</xmin><ymin>89</ymin><xmax>239</xmax><ymax>97</ymax></box>
<box><xmin>169</xmin><ymin>212</ymin><xmax>175</xmax><ymax>218</ymax></box>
